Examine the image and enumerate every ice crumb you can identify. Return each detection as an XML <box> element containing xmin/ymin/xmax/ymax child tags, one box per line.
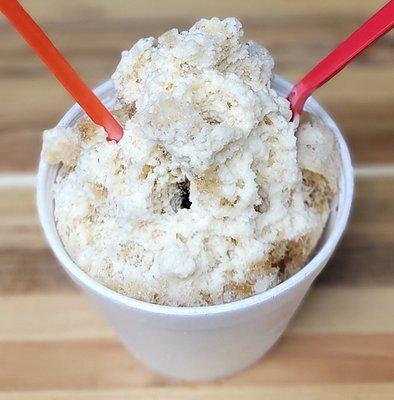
<box><xmin>42</xmin><ymin>127</ymin><xmax>80</xmax><ymax>166</ymax></box>
<box><xmin>297</xmin><ymin>116</ymin><xmax>341</xmax><ymax>191</ymax></box>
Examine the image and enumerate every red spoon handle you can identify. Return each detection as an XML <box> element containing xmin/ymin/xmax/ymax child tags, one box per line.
<box><xmin>288</xmin><ymin>0</ymin><xmax>394</xmax><ymax>118</ymax></box>
<box><xmin>0</xmin><ymin>0</ymin><xmax>123</xmax><ymax>141</ymax></box>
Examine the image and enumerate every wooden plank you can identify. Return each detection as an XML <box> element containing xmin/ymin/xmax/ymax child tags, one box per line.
<box><xmin>9</xmin><ymin>0</ymin><xmax>389</xmax><ymax>20</ymax></box>
<box><xmin>1</xmin><ymin>175</ymin><xmax>393</xmax><ymax>295</ymax></box>
<box><xmin>0</xmin><ymin>187</ymin><xmax>76</xmax><ymax>293</ymax></box>
<box><xmin>289</xmin><ymin>287</ymin><xmax>394</xmax><ymax>333</ymax></box>
<box><xmin>0</xmin><ymin>294</ymin><xmax>112</xmax><ymax>341</ymax></box>
<box><xmin>1</xmin><ymin>334</ymin><xmax>393</xmax><ymax>390</ymax></box>
<box><xmin>1</xmin><ymin>287</ymin><xmax>394</xmax><ymax>343</ymax></box>
<box><xmin>2</xmin><ymin>68</ymin><xmax>393</xmax><ymax>169</ymax></box>
<box><xmin>0</xmin><ymin>1</ymin><xmax>392</xmax><ymax>171</ymax></box>
<box><xmin>0</xmin><ymin>248</ymin><xmax>75</xmax><ymax>294</ymax></box>
<box><xmin>1</xmin><ymin>384</ymin><xmax>394</xmax><ymax>400</ymax></box>
<box><xmin>0</xmin><ymin>340</ymin><xmax>161</xmax><ymax>390</ymax></box>
<box><xmin>317</xmin><ymin>175</ymin><xmax>394</xmax><ymax>286</ymax></box>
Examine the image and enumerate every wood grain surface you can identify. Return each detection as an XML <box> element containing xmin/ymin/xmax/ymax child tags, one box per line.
<box><xmin>0</xmin><ymin>0</ymin><xmax>393</xmax><ymax>170</ymax></box>
<box><xmin>0</xmin><ymin>0</ymin><xmax>393</xmax><ymax>398</ymax></box>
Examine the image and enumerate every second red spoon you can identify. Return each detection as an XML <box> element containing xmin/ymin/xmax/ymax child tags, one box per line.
<box><xmin>288</xmin><ymin>0</ymin><xmax>394</xmax><ymax>120</ymax></box>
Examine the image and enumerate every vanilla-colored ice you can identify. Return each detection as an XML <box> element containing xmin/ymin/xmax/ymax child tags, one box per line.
<box><xmin>42</xmin><ymin>18</ymin><xmax>340</xmax><ymax>306</ymax></box>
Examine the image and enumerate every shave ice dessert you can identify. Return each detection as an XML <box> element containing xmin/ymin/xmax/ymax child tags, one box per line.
<box><xmin>42</xmin><ymin>18</ymin><xmax>340</xmax><ymax>306</ymax></box>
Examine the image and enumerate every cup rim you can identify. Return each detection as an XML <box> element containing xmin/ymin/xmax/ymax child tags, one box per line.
<box><xmin>37</xmin><ymin>76</ymin><xmax>354</xmax><ymax>317</ymax></box>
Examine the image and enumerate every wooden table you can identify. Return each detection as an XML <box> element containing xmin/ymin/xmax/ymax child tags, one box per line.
<box><xmin>0</xmin><ymin>1</ymin><xmax>393</xmax><ymax>398</ymax></box>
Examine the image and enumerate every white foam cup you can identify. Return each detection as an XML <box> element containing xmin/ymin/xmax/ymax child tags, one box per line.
<box><xmin>37</xmin><ymin>76</ymin><xmax>354</xmax><ymax>381</ymax></box>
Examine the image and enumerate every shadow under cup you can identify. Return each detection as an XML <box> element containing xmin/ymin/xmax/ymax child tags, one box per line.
<box><xmin>37</xmin><ymin>76</ymin><xmax>354</xmax><ymax>381</ymax></box>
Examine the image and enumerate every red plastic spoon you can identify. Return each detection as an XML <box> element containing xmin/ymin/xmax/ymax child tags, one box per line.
<box><xmin>0</xmin><ymin>0</ymin><xmax>123</xmax><ymax>141</ymax></box>
<box><xmin>288</xmin><ymin>0</ymin><xmax>394</xmax><ymax>120</ymax></box>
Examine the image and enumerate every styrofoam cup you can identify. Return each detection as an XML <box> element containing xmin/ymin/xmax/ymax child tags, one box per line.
<box><xmin>37</xmin><ymin>76</ymin><xmax>353</xmax><ymax>381</ymax></box>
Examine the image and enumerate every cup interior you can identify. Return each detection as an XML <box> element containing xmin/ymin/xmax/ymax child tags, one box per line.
<box><xmin>37</xmin><ymin>76</ymin><xmax>354</xmax><ymax>316</ymax></box>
